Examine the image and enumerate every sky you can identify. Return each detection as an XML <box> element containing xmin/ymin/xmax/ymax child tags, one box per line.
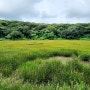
<box><xmin>0</xmin><ymin>0</ymin><xmax>90</xmax><ymax>23</ymax></box>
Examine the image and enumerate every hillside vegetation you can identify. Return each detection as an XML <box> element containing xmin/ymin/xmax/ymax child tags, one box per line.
<box><xmin>0</xmin><ymin>20</ymin><xmax>90</xmax><ymax>40</ymax></box>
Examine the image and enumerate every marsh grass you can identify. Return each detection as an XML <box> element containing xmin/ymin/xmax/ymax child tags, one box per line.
<box><xmin>79</xmin><ymin>53</ymin><xmax>90</xmax><ymax>62</ymax></box>
<box><xmin>0</xmin><ymin>40</ymin><xmax>90</xmax><ymax>89</ymax></box>
<box><xmin>17</xmin><ymin>59</ymin><xmax>90</xmax><ymax>86</ymax></box>
<box><xmin>0</xmin><ymin>59</ymin><xmax>90</xmax><ymax>90</ymax></box>
<box><xmin>0</xmin><ymin>75</ymin><xmax>89</xmax><ymax>90</ymax></box>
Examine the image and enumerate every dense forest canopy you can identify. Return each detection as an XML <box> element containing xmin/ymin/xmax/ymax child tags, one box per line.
<box><xmin>0</xmin><ymin>20</ymin><xmax>90</xmax><ymax>40</ymax></box>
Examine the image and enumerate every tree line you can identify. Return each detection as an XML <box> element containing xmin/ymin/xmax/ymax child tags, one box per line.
<box><xmin>0</xmin><ymin>20</ymin><xmax>90</xmax><ymax>40</ymax></box>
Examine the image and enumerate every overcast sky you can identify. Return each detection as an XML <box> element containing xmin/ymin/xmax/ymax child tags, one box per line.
<box><xmin>0</xmin><ymin>0</ymin><xmax>90</xmax><ymax>23</ymax></box>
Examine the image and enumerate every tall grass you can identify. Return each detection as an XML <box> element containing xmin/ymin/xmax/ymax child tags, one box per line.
<box><xmin>0</xmin><ymin>40</ymin><xmax>90</xmax><ymax>89</ymax></box>
<box><xmin>17</xmin><ymin>59</ymin><xmax>90</xmax><ymax>86</ymax></box>
<box><xmin>0</xmin><ymin>59</ymin><xmax>90</xmax><ymax>90</ymax></box>
<box><xmin>0</xmin><ymin>40</ymin><xmax>90</xmax><ymax>76</ymax></box>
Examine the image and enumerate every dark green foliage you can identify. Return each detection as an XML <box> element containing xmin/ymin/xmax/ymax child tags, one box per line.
<box><xmin>0</xmin><ymin>20</ymin><xmax>90</xmax><ymax>40</ymax></box>
<box><xmin>6</xmin><ymin>31</ymin><xmax>24</xmax><ymax>40</ymax></box>
<box><xmin>0</xmin><ymin>27</ymin><xmax>5</xmax><ymax>37</ymax></box>
<box><xmin>62</xmin><ymin>25</ymin><xmax>84</xmax><ymax>39</ymax></box>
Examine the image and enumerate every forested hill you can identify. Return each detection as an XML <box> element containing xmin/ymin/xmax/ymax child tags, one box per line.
<box><xmin>0</xmin><ymin>20</ymin><xmax>90</xmax><ymax>40</ymax></box>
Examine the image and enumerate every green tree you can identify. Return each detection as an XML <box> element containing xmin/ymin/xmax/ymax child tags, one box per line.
<box><xmin>6</xmin><ymin>31</ymin><xmax>24</xmax><ymax>40</ymax></box>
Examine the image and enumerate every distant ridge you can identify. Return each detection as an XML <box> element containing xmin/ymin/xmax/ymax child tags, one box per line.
<box><xmin>0</xmin><ymin>20</ymin><xmax>90</xmax><ymax>40</ymax></box>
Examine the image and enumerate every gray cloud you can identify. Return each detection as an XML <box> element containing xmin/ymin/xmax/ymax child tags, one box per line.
<box><xmin>0</xmin><ymin>0</ymin><xmax>90</xmax><ymax>23</ymax></box>
<box><xmin>66</xmin><ymin>0</ymin><xmax>90</xmax><ymax>19</ymax></box>
<box><xmin>41</xmin><ymin>12</ymin><xmax>57</xmax><ymax>19</ymax></box>
<box><xmin>0</xmin><ymin>0</ymin><xmax>42</xmax><ymax>20</ymax></box>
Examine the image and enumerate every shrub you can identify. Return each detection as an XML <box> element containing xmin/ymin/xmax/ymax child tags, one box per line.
<box><xmin>5</xmin><ymin>31</ymin><xmax>24</xmax><ymax>40</ymax></box>
<box><xmin>61</xmin><ymin>25</ymin><xmax>85</xmax><ymax>39</ymax></box>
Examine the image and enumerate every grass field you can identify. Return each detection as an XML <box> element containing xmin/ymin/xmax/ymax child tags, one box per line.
<box><xmin>0</xmin><ymin>40</ymin><xmax>90</xmax><ymax>90</ymax></box>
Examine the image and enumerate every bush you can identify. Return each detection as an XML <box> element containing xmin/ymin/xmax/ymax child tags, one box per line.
<box><xmin>61</xmin><ymin>25</ymin><xmax>85</xmax><ymax>39</ymax></box>
<box><xmin>6</xmin><ymin>31</ymin><xmax>24</xmax><ymax>40</ymax></box>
